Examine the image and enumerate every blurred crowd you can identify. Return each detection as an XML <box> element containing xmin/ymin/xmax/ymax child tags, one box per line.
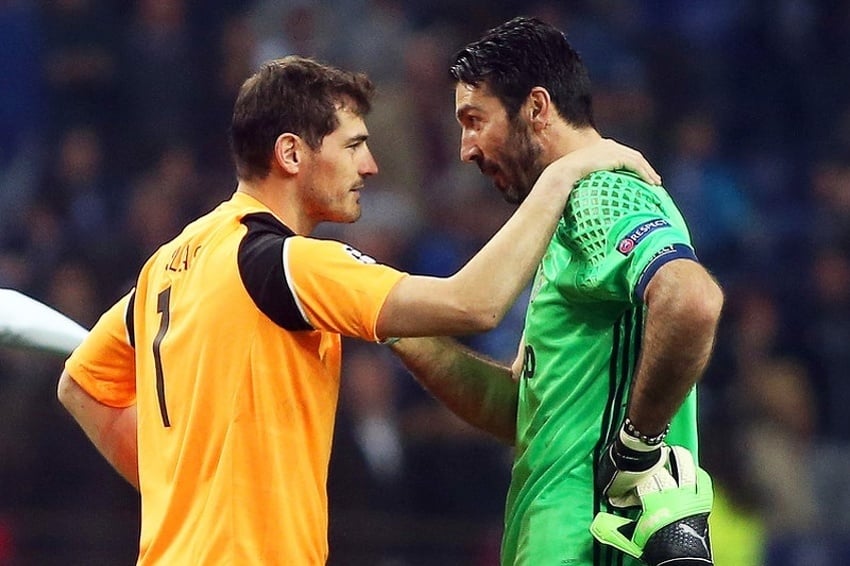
<box><xmin>1</xmin><ymin>0</ymin><xmax>849</xmax><ymax>564</ymax></box>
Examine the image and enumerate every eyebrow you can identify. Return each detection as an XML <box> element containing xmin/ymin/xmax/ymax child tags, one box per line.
<box><xmin>455</xmin><ymin>104</ymin><xmax>481</xmax><ymax>121</ymax></box>
<box><xmin>346</xmin><ymin>134</ymin><xmax>369</xmax><ymax>146</ymax></box>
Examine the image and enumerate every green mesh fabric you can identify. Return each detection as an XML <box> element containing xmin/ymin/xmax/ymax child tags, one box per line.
<box><xmin>563</xmin><ymin>171</ymin><xmax>666</xmax><ymax>265</ymax></box>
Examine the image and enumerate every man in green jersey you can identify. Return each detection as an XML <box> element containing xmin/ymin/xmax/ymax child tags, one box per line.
<box><xmin>388</xmin><ymin>17</ymin><xmax>723</xmax><ymax>566</ymax></box>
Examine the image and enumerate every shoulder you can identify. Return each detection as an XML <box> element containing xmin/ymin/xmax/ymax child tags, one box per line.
<box><xmin>568</xmin><ymin>170</ymin><xmax>669</xmax><ymax>221</ymax></box>
<box><xmin>559</xmin><ymin>171</ymin><xmax>686</xmax><ymax>261</ymax></box>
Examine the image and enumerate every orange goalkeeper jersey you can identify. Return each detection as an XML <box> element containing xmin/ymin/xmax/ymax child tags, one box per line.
<box><xmin>65</xmin><ymin>191</ymin><xmax>406</xmax><ymax>565</ymax></box>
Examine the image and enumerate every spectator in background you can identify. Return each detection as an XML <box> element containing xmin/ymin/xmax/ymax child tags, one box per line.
<box><xmin>664</xmin><ymin>111</ymin><xmax>754</xmax><ymax>281</ymax></box>
<box><xmin>809</xmin><ymin>155</ymin><xmax>850</xmax><ymax>250</ymax></box>
<box><xmin>41</xmin><ymin>0</ymin><xmax>119</xmax><ymax>134</ymax></box>
<box><xmin>38</xmin><ymin>126</ymin><xmax>113</xmax><ymax>248</ymax></box>
<box><xmin>121</xmin><ymin>0</ymin><xmax>198</xmax><ymax>169</ymax></box>
<box><xmin>249</xmin><ymin>0</ymin><xmax>334</xmax><ymax>68</ymax></box>
<box><xmin>737</xmin><ymin>357</ymin><xmax>818</xmax><ymax>533</ymax></box>
<box><xmin>803</xmin><ymin>246</ymin><xmax>850</xmax><ymax>441</ymax></box>
<box><xmin>0</xmin><ymin>1</ymin><xmax>45</xmax><ymax>230</ymax></box>
<box><xmin>197</xmin><ymin>11</ymin><xmax>258</xmax><ymax>173</ymax></box>
<box><xmin>0</xmin><ymin>202</ymin><xmax>66</xmax><ymax>298</ymax></box>
<box><xmin>109</xmin><ymin>143</ymin><xmax>208</xmax><ymax>292</ymax></box>
<box><xmin>539</xmin><ymin>1</ymin><xmax>657</xmax><ymax>152</ymax></box>
<box><xmin>328</xmin><ymin>342</ymin><xmax>412</xmax><ymax>565</ymax></box>
<box><xmin>45</xmin><ymin>259</ymin><xmax>101</xmax><ymax>330</ymax></box>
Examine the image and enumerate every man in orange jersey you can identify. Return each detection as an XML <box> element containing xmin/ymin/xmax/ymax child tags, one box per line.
<box><xmin>57</xmin><ymin>56</ymin><xmax>660</xmax><ymax>565</ymax></box>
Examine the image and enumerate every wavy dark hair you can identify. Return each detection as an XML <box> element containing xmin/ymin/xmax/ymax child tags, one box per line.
<box><xmin>450</xmin><ymin>16</ymin><xmax>595</xmax><ymax>128</ymax></box>
<box><xmin>230</xmin><ymin>56</ymin><xmax>375</xmax><ymax>181</ymax></box>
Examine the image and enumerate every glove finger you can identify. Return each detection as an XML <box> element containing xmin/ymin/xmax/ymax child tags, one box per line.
<box><xmin>606</xmin><ymin>445</ymin><xmax>671</xmax><ymax>499</ymax></box>
<box><xmin>668</xmin><ymin>446</ymin><xmax>697</xmax><ymax>489</ymax></box>
<box><xmin>608</xmin><ymin>492</ymin><xmax>642</xmax><ymax>509</ymax></box>
<box><xmin>590</xmin><ymin>512</ymin><xmax>643</xmax><ymax>559</ymax></box>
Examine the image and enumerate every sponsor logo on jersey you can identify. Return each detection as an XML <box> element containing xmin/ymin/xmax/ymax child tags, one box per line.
<box><xmin>344</xmin><ymin>245</ymin><xmax>377</xmax><ymax>264</ymax></box>
<box><xmin>616</xmin><ymin>219</ymin><xmax>670</xmax><ymax>255</ymax></box>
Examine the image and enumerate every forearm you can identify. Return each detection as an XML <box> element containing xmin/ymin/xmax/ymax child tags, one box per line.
<box><xmin>57</xmin><ymin>371</ymin><xmax>139</xmax><ymax>489</ymax></box>
<box><xmin>377</xmin><ymin>139</ymin><xmax>661</xmax><ymax>338</ymax></box>
<box><xmin>445</xmin><ymin>139</ymin><xmax>661</xmax><ymax>329</ymax></box>
<box><xmin>390</xmin><ymin>337</ymin><xmax>518</xmax><ymax>443</ymax></box>
<box><xmin>628</xmin><ymin>262</ymin><xmax>723</xmax><ymax>435</ymax></box>
<box><xmin>446</xmin><ymin>168</ymin><xmax>576</xmax><ymax>327</ymax></box>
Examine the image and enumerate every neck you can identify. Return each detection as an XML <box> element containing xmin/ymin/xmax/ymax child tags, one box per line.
<box><xmin>541</xmin><ymin>125</ymin><xmax>603</xmax><ymax>165</ymax></box>
<box><xmin>236</xmin><ymin>177</ymin><xmax>316</xmax><ymax>235</ymax></box>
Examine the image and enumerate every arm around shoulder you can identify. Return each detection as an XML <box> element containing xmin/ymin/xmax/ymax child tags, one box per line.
<box><xmin>376</xmin><ymin>138</ymin><xmax>663</xmax><ymax>339</ymax></box>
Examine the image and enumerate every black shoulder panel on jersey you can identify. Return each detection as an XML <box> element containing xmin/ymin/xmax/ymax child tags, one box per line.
<box><xmin>125</xmin><ymin>290</ymin><xmax>136</xmax><ymax>348</ymax></box>
<box><xmin>238</xmin><ymin>212</ymin><xmax>312</xmax><ymax>331</ymax></box>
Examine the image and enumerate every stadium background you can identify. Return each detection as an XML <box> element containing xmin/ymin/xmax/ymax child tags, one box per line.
<box><xmin>1</xmin><ymin>0</ymin><xmax>849</xmax><ymax>564</ymax></box>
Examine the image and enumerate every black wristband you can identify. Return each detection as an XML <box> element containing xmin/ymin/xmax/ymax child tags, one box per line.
<box><xmin>623</xmin><ymin>417</ymin><xmax>669</xmax><ymax>447</ymax></box>
<box><xmin>612</xmin><ymin>438</ymin><xmax>662</xmax><ymax>471</ymax></box>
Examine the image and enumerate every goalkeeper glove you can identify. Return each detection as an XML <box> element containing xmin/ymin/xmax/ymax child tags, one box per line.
<box><xmin>591</xmin><ymin>445</ymin><xmax>714</xmax><ymax>566</ymax></box>
<box><xmin>596</xmin><ymin>419</ymin><xmax>670</xmax><ymax>508</ymax></box>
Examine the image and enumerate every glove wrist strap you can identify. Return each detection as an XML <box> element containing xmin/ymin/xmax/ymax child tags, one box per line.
<box><xmin>621</xmin><ymin>418</ymin><xmax>669</xmax><ymax>450</ymax></box>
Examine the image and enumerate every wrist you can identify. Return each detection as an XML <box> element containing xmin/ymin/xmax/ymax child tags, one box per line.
<box><xmin>537</xmin><ymin>163</ymin><xmax>580</xmax><ymax>197</ymax></box>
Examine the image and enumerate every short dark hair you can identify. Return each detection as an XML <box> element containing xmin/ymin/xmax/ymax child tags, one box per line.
<box><xmin>450</xmin><ymin>16</ymin><xmax>595</xmax><ymax>128</ymax></box>
<box><xmin>230</xmin><ymin>56</ymin><xmax>375</xmax><ymax>181</ymax></box>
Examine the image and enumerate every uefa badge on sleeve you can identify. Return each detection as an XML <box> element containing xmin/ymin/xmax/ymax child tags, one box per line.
<box><xmin>617</xmin><ymin>238</ymin><xmax>636</xmax><ymax>255</ymax></box>
<box><xmin>616</xmin><ymin>219</ymin><xmax>670</xmax><ymax>256</ymax></box>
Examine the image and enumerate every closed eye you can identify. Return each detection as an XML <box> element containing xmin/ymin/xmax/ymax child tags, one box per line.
<box><xmin>346</xmin><ymin>134</ymin><xmax>369</xmax><ymax>149</ymax></box>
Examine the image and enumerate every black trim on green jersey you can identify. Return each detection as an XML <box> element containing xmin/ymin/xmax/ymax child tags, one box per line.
<box><xmin>634</xmin><ymin>243</ymin><xmax>698</xmax><ymax>301</ymax></box>
<box><xmin>593</xmin><ymin>308</ymin><xmax>643</xmax><ymax>566</ymax></box>
<box><xmin>593</xmin><ymin>315</ymin><xmax>621</xmax><ymax>566</ymax></box>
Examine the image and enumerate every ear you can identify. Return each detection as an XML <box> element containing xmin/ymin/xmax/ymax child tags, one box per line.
<box><xmin>273</xmin><ymin>133</ymin><xmax>304</xmax><ymax>175</ymax></box>
<box><xmin>527</xmin><ymin>87</ymin><xmax>553</xmax><ymax>133</ymax></box>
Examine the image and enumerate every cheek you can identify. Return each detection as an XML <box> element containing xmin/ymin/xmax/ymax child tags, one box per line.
<box><xmin>482</xmin><ymin>127</ymin><xmax>509</xmax><ymax>155</ymax></box>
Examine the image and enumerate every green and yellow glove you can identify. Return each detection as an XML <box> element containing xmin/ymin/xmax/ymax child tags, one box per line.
<box><xmin>591</xmin><ymin>446</ymin><xmax>714</xmax><ymax>565</ymax></box>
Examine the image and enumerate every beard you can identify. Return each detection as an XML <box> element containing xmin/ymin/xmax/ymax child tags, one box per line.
<box><xmin>478</xmin><ymin>116</ymin><xmax>545</xmax><ymax>205</ymax></box>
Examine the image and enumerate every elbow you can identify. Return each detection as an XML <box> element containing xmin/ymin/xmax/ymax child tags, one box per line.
<box><xmin>57</xmin><ymin>371</ymin><xmax>81</xmax><ymax>412</ymax></box>
<box><xmin>699</xmin><ymin>278</ymin><xmax>724</xmax><ymax>326</ymax></box>
<box><xmin>57</xmin><ymin>371</ymin><xmax>73</xmax><ymax>410</ymax></box>
<box><xmin>474</xmin><ymin>311</ymin><xmax>502</xmax><ymax>333</ymax></box>
<box><xmin>444</xmin><ymin>291</ymin><xmax>505</xmax><ymax>333</ymax></box>
<box><xmin>685</xmin><ymin>277</ymin><xmax>724</xmax><ymax>332</ymax></box>
<box><xmin>436</xmin><ymin>274</ymin><xmax>511</xmax><ymax>333</ymax></box>
<box><xmin>466</xmin><ymin>304</ymin><xmax>504</xmax><ymax>333</ymax></box>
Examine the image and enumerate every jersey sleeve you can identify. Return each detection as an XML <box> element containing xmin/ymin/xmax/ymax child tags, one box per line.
<box><xmin>283</xmin><ymin>237</ymin><xmax>407</xmax><ymax>340</ymax></box>
<box><xmin>237</xmin><ymin>212</ymin><xmax>407</xmax><ymax>341</ymax></box>
<box><xmin>562</xmin><ymin>171</ymin><xmax>698</xmax><ymax>304</ymax></box>
<box><xmin>65</xmin><ymin>291</ymin><xmax>136</xmax><ymax>408</ymax></box>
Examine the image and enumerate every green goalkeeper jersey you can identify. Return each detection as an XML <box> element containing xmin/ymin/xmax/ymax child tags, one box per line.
<box><xmin>502</xmin><ymin>170</ymin><xmax>701</xmax><ymax>566</ymax></box>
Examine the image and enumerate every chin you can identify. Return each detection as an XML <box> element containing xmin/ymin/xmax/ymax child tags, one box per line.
<box><xmin>498</xmin><ymin>185</ymin><xmax>524</xmax><ymax>205</ymax></box>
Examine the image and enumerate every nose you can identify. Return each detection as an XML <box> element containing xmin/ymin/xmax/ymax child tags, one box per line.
<box><xmin>360</xmin><ymin>147</ymin><xmax>379</xmax><ymax>177</ymax></box>
<box><xmin>460</xmin><ymin>130</ymin><xmax>481</xmax><ymax>163</ymax></box>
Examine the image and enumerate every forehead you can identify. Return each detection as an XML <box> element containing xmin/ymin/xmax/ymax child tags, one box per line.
<box><xmin>454</xmin><ymin>82</ymin><xmax>505</xmax><ymax>118</ymax></box>
<box><xmin>327</xmin><ymin>106</ymin><xmax>368</xmax><ymax>138</ymax></box>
